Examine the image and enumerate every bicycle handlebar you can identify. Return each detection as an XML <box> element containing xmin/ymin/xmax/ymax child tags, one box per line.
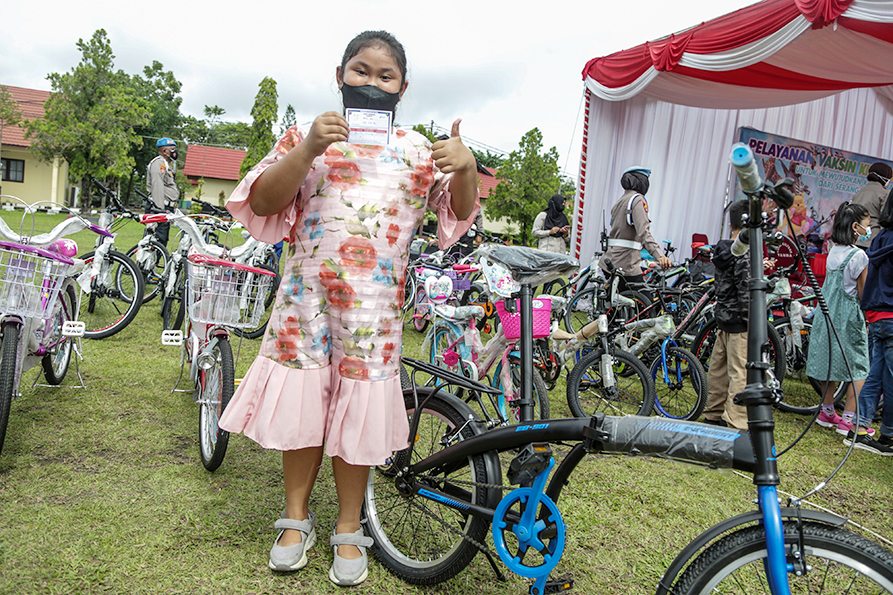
<box><xmin>163</xmin><ymin>212</ymin><xmax>258</xmax><ymax>260</ymax></box>
<box><xmin>0</xmin><ymin>202</ymin><xmax>112</xmax><ymax>246</ymax></box>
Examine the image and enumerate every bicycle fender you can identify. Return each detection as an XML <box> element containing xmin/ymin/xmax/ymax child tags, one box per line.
<box><xmin>655</xmin><ymin>508</ymin><xmax>846</xmax><ymax>595</ymax></box>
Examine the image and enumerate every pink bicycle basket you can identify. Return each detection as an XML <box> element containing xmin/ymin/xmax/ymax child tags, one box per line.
<box><xmin>495</xmin><ymin>297</ymin><xmax>551</xmax><ymax>341</ymax></box>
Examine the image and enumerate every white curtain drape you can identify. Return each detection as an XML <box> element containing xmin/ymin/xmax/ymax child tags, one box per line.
<box><xmin>572</xmin><ymin>87</ymin><xmax>893</xmax><ymax>263</ymax></box>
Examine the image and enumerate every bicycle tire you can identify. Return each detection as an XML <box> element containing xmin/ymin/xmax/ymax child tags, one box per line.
<box><xmin>0</xmin><ymin>323</ymin><xmax>19</xmax><ymax>457</ymax></box>
<box><xmin>362</xmin><ymin>387</ymin><xmax>499</xmax><ymax>585</ymax></box>
<box><xmin>566</xmin><ymin>348</ymin><xmax>655</xmax><ymax>417</ymax></box>
<box><xmin>671</xmin><ymin>522</ymin><xmax>893</xmax><ymax>594</ymax></box>
<box><xmin>125</xmin><ymin>240</ymin><xmax>171</xmax><ymax>304</ymax></box>
<box><xmin>41</xmin><ymin>284</ymin><xmax>77</xmax><ymax>385</ymax></box>
<box><xmin>412</xmin><ymin>287</ymin><xmax>429</xmax><ymax>333</ymax></box>
<box><xmin>650</xmin><ymin>345</ymin><xmax>707</xmax><ymax>421</ymax></box>
<box><xmin>161</xmin><ymin>266</ymin><xmax>186</xmax><ymax>332</ymax></box>
<box><xmin>772</xmin><ymin>317</ymin><xmax>847</xmax><ymax>414</ymax></box>
<box><xmin>79</xmin><ymin>250</ymin><xmax>144</xmax><ymax>340</ymax></box>
<box><xmin>232</xmin><ymin>263</ymin><xmax>281</xmax><ymax>340</ymax></box>
<box><xmin>563</xmin><ymin>287</ymin><xmax>596</xmax><ymax>335</ymax></box>
<box><xmin>492</xmin><ymin>354</ymin><xmax>550</xmax><ymax>423</ymax></box>
<box><xmin>198</xmin><ymin>336</ymin><xmax>234</xmax><ymax>472</ymax></box>
<box><xmin>692</xmin><ymin>319</ymin><xmax>796</xmax><ymax>414</ymax></box>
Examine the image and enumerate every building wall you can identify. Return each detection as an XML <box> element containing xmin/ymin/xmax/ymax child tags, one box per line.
<box><xmin>183</xmin><ymin>178</ymin><xmax>238</xmax><ymax>206</ymax></box>
<box><xmin>0</xmin><ymin>146</ymin><xmax>70</xmax><ymax>206</ymax></box>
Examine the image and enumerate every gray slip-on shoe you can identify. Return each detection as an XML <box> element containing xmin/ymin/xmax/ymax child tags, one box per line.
<box><xmin>328</xmin><ymin>528</ymin><xmax>374</xmax><ymax>586</ymax></box>
<box><xmin>268</xmin><ymin>512</ymin><xmax>317</xmax><ymax>571</ymax></box>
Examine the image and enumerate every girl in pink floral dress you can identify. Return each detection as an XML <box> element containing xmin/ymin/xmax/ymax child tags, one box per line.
<box><xmin>219</xmin><ymin>31</ymin><xmax>479</xmax><ymax>586</ymax></box>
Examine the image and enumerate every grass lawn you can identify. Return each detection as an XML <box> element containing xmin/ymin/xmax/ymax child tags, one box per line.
<box><xmin>0</xmin><ymin>212</ymin><xmax>891</xmax><ymax>594</ymax></box>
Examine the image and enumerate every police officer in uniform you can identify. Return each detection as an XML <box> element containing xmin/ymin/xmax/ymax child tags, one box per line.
<box><xmin>147</xmin><ymin>137</ymin><xmax>180</xmax><ymax>247</ymax></box>
<box><xmin>600</xmin><ymin>166</ymin><xmax>671</xmax><ymax>293</ymax></box>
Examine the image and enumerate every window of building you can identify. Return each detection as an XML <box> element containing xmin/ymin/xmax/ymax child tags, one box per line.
<box><xmin>1</xmin><ymin>158</ymin><xmax>24</xmax><ymax>183</ymax></box>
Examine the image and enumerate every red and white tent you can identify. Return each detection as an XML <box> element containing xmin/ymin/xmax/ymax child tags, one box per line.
<box><xmin>574</xmin><ymin>0</ymin><xmax>893</xmax><ymax>263</ymax></box>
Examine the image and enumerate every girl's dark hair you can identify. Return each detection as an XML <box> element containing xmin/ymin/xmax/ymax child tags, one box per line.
<box><xmin>728</xmin><ymin>200</ymin><xmax>749</xmax><ymax>230</ymax></box>
<box><xmin>830</xmin><ymin>201</ymin><xmax>869</xmax><ymax>245</ymax></box>
<box><xmin>620</xmin><ymin>171</ymin><xmax>649</xmax><ymax>195</ymax></box>
<box><xmin>341</xmin><ymin>31</ymin><xmax>407</xmax><ymax>84</ymax></box>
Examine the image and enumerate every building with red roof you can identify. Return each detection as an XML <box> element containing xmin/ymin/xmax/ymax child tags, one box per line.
<box><xmin>181</xmin><ymin>144</ymin><xmax>246</xmax><ymax>206</ymax></box>
<box><xmin>0</xmin><ymin>85</ymin><xmax>71</xmax><ymax>205</ymax></box>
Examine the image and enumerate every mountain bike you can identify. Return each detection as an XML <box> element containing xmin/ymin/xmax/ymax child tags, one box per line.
<box><xmin>160</xmin><ymin>212</ymin><xmax>276</xmax><ymax>471</ymax></box>
<box><xmin>77</xmin><ymin>179</ymin><xmax>145</xmax><ymax>339</ymax></box>
<box><xmin>362</xmin><ymin>153</ymin><xmax>893</xmax><ymax>595</ymax></box>
<box><xmin>0</xmin><ymin>198</ymin><xmax>111</xmax><ymax>456</ymax></box>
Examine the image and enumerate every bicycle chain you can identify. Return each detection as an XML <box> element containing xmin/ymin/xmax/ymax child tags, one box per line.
<box><xmin>407</xmin><ymin>473</ymin><xmax>511</xmax><ymax>560</ymax></box>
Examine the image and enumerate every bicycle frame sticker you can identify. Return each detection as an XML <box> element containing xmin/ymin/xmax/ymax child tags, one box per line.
<box><xmin>632</xmin><ymin>419</ymin><xmax>742</xmax><ymax>442</ymax></box>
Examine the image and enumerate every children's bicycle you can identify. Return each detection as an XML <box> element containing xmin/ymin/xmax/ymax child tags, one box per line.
<box><xmin>77</xmin><ymin>179</ymin><xmax>145</xmax><ymax>339</ymax></box>
<box><xmin>362</xmin><ymin>155</ymin><xmax>893</xmax><ymax>595</ymax></box>
<box><xmin>0</xmin><ymin>198</ymin><xmax>110</xmax><ymax>456</ymax></box>
<box><xmin>159</xmin><ymin>212</ymin><xmax>276</xmax><ymax>471</ymax></box>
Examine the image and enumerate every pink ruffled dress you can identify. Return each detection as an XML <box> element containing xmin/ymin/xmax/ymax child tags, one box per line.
<box><xmin>218</xmin><ymin>125</ymin><xmax>478</xmax><ymax>466</ymax></box>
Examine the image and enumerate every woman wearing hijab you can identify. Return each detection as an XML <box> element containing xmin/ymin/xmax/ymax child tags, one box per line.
<box><xmin>532</xmin><ymin>194</ymin><xmax>570</xmax><ymax>253</ymax></box>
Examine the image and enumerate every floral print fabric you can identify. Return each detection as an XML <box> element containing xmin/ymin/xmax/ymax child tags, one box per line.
<box><xmin>218</xmin><ymin>125</ymin><xmax>478</xmax><ymax>458</ymax></box>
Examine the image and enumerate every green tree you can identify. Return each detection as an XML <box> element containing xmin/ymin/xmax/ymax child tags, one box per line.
<box><xmin>471</xmin><ymin>148</ymin><xmax>505</xmax><ymax>170</ymax></box>
<box><xmin>26</xmin><ymin>29</ymin><xmax>150</xmax><ymax>205</ymax></box>
<box><xmin>485</xmin><ymin>128</ymin><xmax>562</xmax><ymax>246</ymax></box>
<box><xmin>0</xmin><ymin>85</ymin><xmax>23</xmax><ymax>194</ymax></box>
<box><xmin>240</xmin><ymin>77</ymin><xmax>278</xmax><ymax>179</ymax></box>
<box><xmin>279</xmin><ymin>104</ymin><xmax>296</xmax><ymax>136</ymax></box>
<box><xmin>214</xmin><ymin>121</ymin><xmax>251</xmax><ymax>149</ymax></box>
<box><xmin>129</xmin><ymin>60</ymin><xmax>184</xmax><ymax>201</ymax></box>
<box><xmin>412</xmin><ymin>123</ymin><xmax>438</xmax><ymax>143</ymax></box>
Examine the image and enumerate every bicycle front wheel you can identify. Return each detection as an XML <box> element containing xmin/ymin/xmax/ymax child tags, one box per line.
<box><xmin>363</xmin><ymin>387</ymin><xmax>499</xmax><ymax>585</ymax></box>
<box><xmin>671</xmin><ymin>522</ymin><xmax>893</xmax><ymax>594</ymax></box>
<box><xmin>79</xmin><ymin>250</ymin><xmax>144</xmax><ymax>339</ymax></box>
<box><xmin>650</xmin><ymin>346</ymin><xmax>707</xmax><ymax>421</ymax></box>
<box><xmin>41</xmin><ymin>284</ymin><xmax>77</xmax><ymax>385</ymax></box>
<box><xmin>125</xmin><ymin>240</ymin><xmax>170</xmax><ymax>304</ymax></box>
<box><xmin>0</xmin><ymin>323</ymin><xmax>20</xmax><ymax>457</ymax></box>
<box><xmin>566</xmin><ymin>348</ymin><xmax>654</xmax><ymax>417</ymax></box>
<box><xmin>198</xmin><ymin>336</ymin><xmax>234</xmax><ymax>471</ymax></box>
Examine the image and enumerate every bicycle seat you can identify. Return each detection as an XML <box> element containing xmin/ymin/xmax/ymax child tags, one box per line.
<box><xmin>478</xmin><ymin>246</ymin><xmax>579</xmax><ymax>285</ymax></box>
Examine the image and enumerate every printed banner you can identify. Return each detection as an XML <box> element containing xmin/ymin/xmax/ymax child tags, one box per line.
<box><xmin>732</xmin><ymin>127</ymin><xmax>892</xmax><ymax>253</ymax></box>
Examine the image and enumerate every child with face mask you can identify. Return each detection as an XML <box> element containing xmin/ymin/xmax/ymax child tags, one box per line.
<box><xmin>218</xmin><ymin>30</ymin><xmax>480</xmax><ymax>585</ymax></box>
<box><xmin>806</xmin><ymin>202</ymin><xmax>891</xmax><ymax>453</ymax></box>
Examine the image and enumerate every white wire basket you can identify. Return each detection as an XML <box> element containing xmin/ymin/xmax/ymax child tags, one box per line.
<box><xmin>186</xmin><ymin>254</ymin><xmax>276</xmax><ymax>328</ymax></box>
<box><xmin>0</xmin><ymin>242</ymin><xmax>71</xmax><ymax>319</ymax></box>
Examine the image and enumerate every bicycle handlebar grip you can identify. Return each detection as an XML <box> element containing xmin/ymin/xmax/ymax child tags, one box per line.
<box><xmin>730</xmin><ymin>143</ymin><xmax>763</xmax><ymax>194</ymax></box>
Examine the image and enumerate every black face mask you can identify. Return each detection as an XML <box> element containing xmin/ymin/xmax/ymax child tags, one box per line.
<box><xmin>170</xmin><ymin>150</ymin><xmax>178</xmax><ymax>161</ymax></box>
<box><xmin>341</xmin><ymin>82</ymin><xmax>401</xmax><ymax>114</ymax></box>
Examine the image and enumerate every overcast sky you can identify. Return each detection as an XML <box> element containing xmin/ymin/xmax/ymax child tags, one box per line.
<box><xmin>1</xmin><ymin>0</ymin><xmax>757</xmax><ymax>179</ymax></box>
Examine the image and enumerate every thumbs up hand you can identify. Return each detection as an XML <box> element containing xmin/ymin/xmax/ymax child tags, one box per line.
<box><xmin>432</xmin><ymin>119</ymin><xmax>476</xmax><ymax>174</ymax></box>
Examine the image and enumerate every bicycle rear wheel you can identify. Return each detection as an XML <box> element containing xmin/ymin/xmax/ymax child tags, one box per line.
<box><xmin>161</xmin><ymin>266</ymin><xmax>186</xmax><ymax>332</ymax></box>
<box><xmin>492</xmin><ymin>354</ymin><xmax>550</xmax><ymax>422</ymax></box>
<box><xmin>650</xmin><ymin>345</ymin><xmax>707</xmax><ymax>421</ymax></box>
<box><xmin>79</xmin><ymin>250</ymin><xmax>144</xmax><ymax>339</ymax></box>
<box><xmin>125</xmin><ymin>240</ymin><xmax>170</xmax><ymax>304</ymax></box>
<box><xmin>0</xmin><ymin>323</ymin><xmax>20</xmax><ymax>457</ymax></box>
<box><xmin>563</xmin><ymin>287</ymin><xmax>596</xmax><ymax>335</ymax></box>
<box><xmin>772</xmin><ymin>317</ymin><xmax>847</xmax><ymax>414</ymax></box>
<box><xmin>566</xmin><ymin>348</ymin><xmax>654</xmax><ymax>417</ymax></box>
<box><xmin>41</xmin><ymin>284</ymin><xmax>77</xmax><ymax>385</ymax></box>
<box><xmin>671</xmin><ymin>522</ymin><xmax>893</xmax><ymax>594</ymax></box>
<box><xmin>363</xmin><ymin>388</ymin><xmax>500</xmax><ymax>585</ymax></box>
<box><xmin>198</xmin><ymin>336</ymin><xmax>234</xmax><ymax>471</ymax></box>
